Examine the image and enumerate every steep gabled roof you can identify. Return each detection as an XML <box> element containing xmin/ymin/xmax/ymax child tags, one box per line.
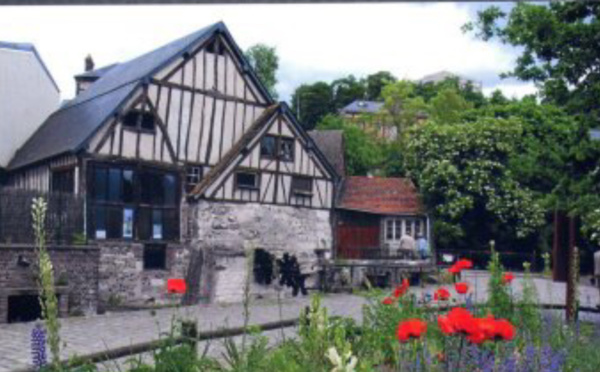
<box><xmin>308</xmin><ymin>130</ymin><xmax>345</xmax><ymax>177</ymax></box>
<box><xmin>0</xmin><ymin>41</ymin><xmax>60</xmax><ymax>92</ymax></box>
<box><xmin>9</xmin><ymin>21</ymin><xmax>273</xmax><ymax>171</ymax></box>
<box><xmin>338</xmin><ymin>176</ymin><xmax>424</xmax><ymax>215</ymax></box>
<box><xmin>191</xmin><ymin>104</ymin><xmax>281</xmax><ymax>197</ymax></box>
<box><xmin>190</xmin><ymin>103</ymin><xmax>340</xmax><ymax>198</ymax></box>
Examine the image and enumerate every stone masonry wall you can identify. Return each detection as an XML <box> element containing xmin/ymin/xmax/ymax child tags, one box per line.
<box><xmin>0</xmin><ymin>245</ymin><xmax>99</xmax><ymax>323</ymax></box>
<box><xmin>97</xmin><ymin>242</ymin><xmax>191</xmax><ymax>308</ymax></box>
<box><xmin>190</xmin><ymin>201</ymin><xmax>333</xmax><ymax>303</ymax></box>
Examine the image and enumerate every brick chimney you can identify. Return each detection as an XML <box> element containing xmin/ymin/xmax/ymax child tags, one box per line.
<box><xmin>84</xmin><ymin>54</ymin><xmax>94</xmax><ymax>72</ymax></box>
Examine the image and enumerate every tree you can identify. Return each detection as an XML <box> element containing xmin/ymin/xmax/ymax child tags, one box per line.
<box><xmin>405</xmin><ymin>117</ymin><xmax>545</xmax><ymax>251</ymax></box>
<box><xmin>291</xmin><ymin>82</ymin><xmax>335</xmax><ymax>131</ymax></box>
<box><xmin>381</xmin><ymin>80</ymin><xmax>429</xmax><ymax>137</ymax></box>
<box><xmin>429</xmin><ymin>88</ymin><xmax>473</xmax><ymax>124</ymax></box>
<box><xmin>245</xmin><ymin>44</ymin><xmax>279</xmax><ymax>99</ymax></box>
<box><xmin>464</xmin><ymin>2</ymin><xmax>600</xmax><ymax>122</ymax></box>
<box><xmin>364</xmin><ymin>71</ymin><xmax>397</xmax><ymax>100</ymax></box>
<box><xmin>316</xmin><ymin>115</ymin><xmax>384</xmax><ymax>176</ymax></box>
<box><xmin>331</xmin><ymin>75</ymin><xmax>366</xmax><ymax>110</ymax></box>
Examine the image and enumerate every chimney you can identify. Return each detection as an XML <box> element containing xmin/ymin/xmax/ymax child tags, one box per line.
<box><xmin>85</xmin><ymin>54</ymin><xmax>94</xmax><ymax>72</ymax></box>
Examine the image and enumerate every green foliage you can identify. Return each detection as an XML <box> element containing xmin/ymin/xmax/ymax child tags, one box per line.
<box><xmin>331</xmin><ymin>75</ymin><xmax>366</xmax><ymax>110</ymax></box>
<box><xmin>33</xmin><ymin>198</ymin><xmax>62</xmax><ymax>368</ymax></box>
<box><xmin>316</xmin><ymin>115</ymin><xmax>385</xmax><ymax>176</ymax></box>
<box><xmin>465</xmin><ymin>3</ymin><xmax>600</xmax><ymax>122</ymax></box>
<box><xmin>516</xmin><ymin>262</ymin><xmax>542</xmax><ymax>346</ymax></box>
<box><xmin>381</xmin><ymin>80</ymin><xmax>428</xmax><ymax>138</ymax></box>
<box><xmin>405</xmin><ymin>116</ymin><xmax>545</xmax><ymax>249</ymax></box>
<box><xmin>429</xmin><ymin>87</ymin><xmax>473</xmax><ymax>124</ymax></box>
<box><xmin>364</xmin><ymin>71</ymin><xmax>396</xmax><ymax>100</ymax></box>
<box><xmin>485</xmin><ymin>243</ymin><xmax>513</xmax><ymax>319</ymax></box>
<box><xmin>245</xmin><ymin>44</ymin><xmax>279</xmax><ymax>99</ymax></box>
<box><xmin>291</xmin><ymin>82</ymin><xmax>335</xmax><ymax>130</ymax></box>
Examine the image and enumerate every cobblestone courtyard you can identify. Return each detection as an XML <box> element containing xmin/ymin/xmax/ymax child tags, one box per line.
<box><xmin>1</xmin><ymin>271</ymin><xmax>599</xmax><ymax>372</ymax></box>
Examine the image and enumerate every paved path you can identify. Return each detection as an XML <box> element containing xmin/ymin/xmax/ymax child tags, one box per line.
<box><xmin>1</xmin><ymin>271</ymin><xmax>599</xmax><ymax>372</ymax></box>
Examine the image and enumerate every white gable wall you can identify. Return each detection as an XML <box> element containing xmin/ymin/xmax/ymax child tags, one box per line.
<box><xmin>0</xmin><ymin>48</ymin><xmax>60</xmax><ymax>168</ymax></box>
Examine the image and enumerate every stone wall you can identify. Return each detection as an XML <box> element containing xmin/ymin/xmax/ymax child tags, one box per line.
<box><xmin>97</xmin><ymin>242</ymin><xmax>191</xmax><ymax>307</ymax></box>
<box><xmin>0</xmin><ymin>245</ymin><xmax>99</xmax><ymax>323</ymax></box>
<box><xmin>189</xmin><ymin>201</ymin><xmax>333</xmax><ymax>303</ymax></box>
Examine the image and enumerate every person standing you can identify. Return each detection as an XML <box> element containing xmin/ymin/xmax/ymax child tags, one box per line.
<box><xmin>417</xmin><ymin>234</ymin><xmax>429</xmax><ymax>260</ymax></box>
<box><xmin>399</xmin><ymin>232</ymin><xmax>416</xmax><ymax>258</ymax></box>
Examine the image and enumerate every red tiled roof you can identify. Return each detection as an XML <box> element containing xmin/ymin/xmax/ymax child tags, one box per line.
<box><xmin>338</xmin><ymin>176</ymin><xmax>424</xmax><ymax>215</ymax></box>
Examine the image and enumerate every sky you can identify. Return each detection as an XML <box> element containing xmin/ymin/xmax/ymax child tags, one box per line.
<box><xmin>0</xmin><ymin>2</ymin><xmax>537</xmax><ymax>103</ymax></box>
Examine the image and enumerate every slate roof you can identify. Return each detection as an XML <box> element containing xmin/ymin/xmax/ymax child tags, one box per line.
<box><xmin>0</xmin><ymin>41</ymin><xmax>60</xmax><ymax>92</ymax></box>
<box><xmin>74</xmin><ymin>63</ymin><xmax>119</xmax><ymax>80</ymax></box>
<box><xmin>337</xmin><ymin>176</ymin><xmax>424</xmax><ymax>215</ymax></box>
<box><xmin>9</xmin><ymin>21</ymin><xmax>273</xmax><ymax>171</ymax></box>
<box><xmin>340</xmin><ymin>100</ymin><xmax>384</xmax><ymax>115</ymax></box>
<box><xmin>308</xmin><ymin>130</ymin><xmax>345</xmax><ymax>177</ymax></box>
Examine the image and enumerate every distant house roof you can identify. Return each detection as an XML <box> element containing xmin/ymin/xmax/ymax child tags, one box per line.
<box><xmin>308</xmin><ymin>130</ymin><xmax>345</xmax><ymax>177</ymax></box>
<box><xmin>337</xmin><ymin>176</ymin><xmax>424</xmax><ymax>215</ymax></box>
<box><xmin>340</xmin><ymin>100</ymin><xmax>384</xmax><ymax>115</ymax></box>
<box><xmin>418</xmin><ymin>70</ymin><xmax>480</xmax><ymax>89</ymax></box>
<box><xmin>9</xmin><ymin>22</ymin><xmax>273</xmax><ymax>171</ymax></box>
<box><xmin>74</xmin><ymin>63</ymin><xmax>119</xmax><ymax>80</ymax></box>
<box><xmin>0</xmin><ymin>41</ymin><xmax>60</xmax><ymax>92</ymax></box>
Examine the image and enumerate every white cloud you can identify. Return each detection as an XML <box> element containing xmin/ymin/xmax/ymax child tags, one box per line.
<box><xmin>0</xmin><ymin>3</ymin><xmax>525</xmax><ymax>101</ymax></box>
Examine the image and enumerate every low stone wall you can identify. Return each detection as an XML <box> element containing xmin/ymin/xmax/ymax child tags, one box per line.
<box><xmin>0</xmin><ymin>244</ymin><xmax>99</xmax><ymax>323</ymax></box>
<box><xmin>97</xmin><ymin>242</ymin><xmax>191</xmax><ymax>308</ymax></box>
<box><xmin>190</xmin><ymin>201</ymin><xmax>333</xmax><ymax>303</ymax></box>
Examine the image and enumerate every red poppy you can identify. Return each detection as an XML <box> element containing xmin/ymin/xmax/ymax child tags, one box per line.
<box><xmin>434</xmin><ymin>287</ymin><xmax>451</xmax><ymax>301</ymax></box>
<box><xmin>167</xmin><ymin>279</ymin><xmax>187</xmax><ymax>294</ymax></box>
<box><xmin>393</xmin><ymin>278</ymin><xmax>410</xmax><ymax>298</ymax></box>
<box><xmin>447</xmin><ymin>265</ymin><xmax>461</xmax><ymax>275</ymax></box>
<box><xmin>382</xmin><ymin>297</ymin><xmax>394</xmax><ymax>305</ymax></box>
<box><xmin>455</xmin><ymin>282</ymin><xmax>469</xmax><ymax>294</ymax></box>
<box><xmin>396</xmin><ymin>319</ymin><xmax>427</xmax><ymax>342</ymax></box>
<box><xmin>437</xmin><ymin>315</ymin><xmax>455</xmax><ymax>334</ymax></box>
<box><xmin>502</xmin><ymin>273</ymin><xmax>515</xmax><ymax>285</ymax></box>
<box><xmin>446</xmin><ymin>307</ymin><xmax>474</xmax><ymax>334</ymax></box>
<box><xmin>455</xmin><ymin>259</ymin><xmax>473</xmax><ymax>270</ymax></box>
<box><xmin>493</xmin><ymin>319</ymin><xmax>515</xmax><ymax>341</ymax></box>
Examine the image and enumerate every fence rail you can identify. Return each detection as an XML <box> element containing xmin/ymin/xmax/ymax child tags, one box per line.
<box><xmin>0</xmin><ymin>188</ymin><xmax>85</xmax><ymax>245</ymax></box>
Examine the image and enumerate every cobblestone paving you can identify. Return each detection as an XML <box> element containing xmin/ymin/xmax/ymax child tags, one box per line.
<box><xmin>1</xmin><ymin>271</ymin><xmax>599</xmax><ymax>372</ymax></box>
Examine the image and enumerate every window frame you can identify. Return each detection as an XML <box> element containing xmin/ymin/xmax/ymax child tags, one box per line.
<box><xmin>121</xmin><ymin>109</ymin><xmax>157</xmax><ymax>134</ymax></box>
<box><xmin>291</xmin><ymin>175</ymin><xmax>313</xmax><ymax>196</ymax></box>
<box><xmin>143</xmin><ymin>243</ymin><xmax>167</xmax><ymax>271</ymax></box>
<box><xmin>88</xmin><ymin>162</ymin><xmax>180</xmax><ymax>242</ymax></box>
<box><xmin>259</xmin><ymin>135</ymin><xmax>295</xmax><ymax>162</ymax></box>
<box><xmin>185</xmin><ymin>165</ymin><xmax>203</xmax><ymax>193</ymax></box>
<box><xmin>235</xmin><ymin>171</ymin><xmax>260</xmax><ymax>190</ymax></box>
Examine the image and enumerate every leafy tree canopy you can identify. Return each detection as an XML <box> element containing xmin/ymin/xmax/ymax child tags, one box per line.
<box><xmin>464</xmin><ymin>2</ymin><xmax>600</xmax><ymax>122</ymax></box>
<box><xmin>365</xmin><ymin>71</ymin><xmax>397</xmax><ymax>100</ymax></box>
<box><xmin>291</xmin><ymin>82</ymin><xmax>334</xmax><ymax>131</ymax></box>
<box><xmin>331</xmin><ymin>75</ymin><xmax>367</xmax><ymax>110</ymax></box>
<box><xmin>245</xmin><ymin>44</ymin><xmax>279</xmax><ymax>99</ymax></box>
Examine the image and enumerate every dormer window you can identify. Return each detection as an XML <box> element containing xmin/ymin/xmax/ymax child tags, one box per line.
<box><xmin>122</xmin><ymin>110</ymin><xmax>156</xmax><ymax>132</ymax></box>
<box><xmin>260</xmin><ymin>135</ymin><xmax>294</xmax><ymax>162</ymax></box>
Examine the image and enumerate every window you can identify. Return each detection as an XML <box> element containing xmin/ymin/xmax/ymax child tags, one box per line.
<box><xmin>291</xmin><ymin>176</ymin><xmax>312</xmax><ymax>196</ymax></box>
<box><xmin>260</xmin><ymin>135</ymin><xmax>277</xmax><ymax>158</ymax></box>
<box><xmin>279</xmin><ymin>138</ymin><xmax>294</xmax><ymax>162</ymax></box>
<box><xmin>259</xmin><ymin>136</ymin><xmax>294</xmax><ymax>162</ymax></box>
<box><xmin>384</xmin><ymin>218</ymin><xmax>407</xmax><ymax>241</ymax></box>
<box><xmin>89</xmin><ymin>164</ymin><xmax>179</xmax><ymax>241</ymax></box>
<box><xmin>186</xmin><ymin>166</ymin><xmax>203</xmax><ymax>193</ymax></box>
<box><xmin>143</xmin><ymin>244</ymin><xmax>167</xmax><ymax>270</ymax></box>
<box><xmin>122</xmin><ymin>110</ymin><xmax>156</xmax><ymax>132</ymax></box>
<box><xmin>51</xmin><ymin>168</ymin><xmax>75</xmax><ymax>194</ymax></box>
<box><xmin>235</xmin><ymin>172</ymin><xmax>259</xmax><ymax>189</ymax></box>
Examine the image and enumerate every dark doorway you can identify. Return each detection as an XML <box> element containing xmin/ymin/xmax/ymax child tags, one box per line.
<box><xmin>7</xmin><ymin>295</ymin><xmax>42</xmax><ymax>323</ymax></box>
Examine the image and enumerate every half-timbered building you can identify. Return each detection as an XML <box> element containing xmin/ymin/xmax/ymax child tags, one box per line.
<box><xmin>4</xmin><ymin>22</ymin><xmax>338</xmax><ymax>305</ymax></box>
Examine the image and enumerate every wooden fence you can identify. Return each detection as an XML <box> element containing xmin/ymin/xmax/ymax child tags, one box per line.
<box><xmin>0</xmin><ymin>188</ymin><xmax>85</xmax><ymax>245</ymax></box>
